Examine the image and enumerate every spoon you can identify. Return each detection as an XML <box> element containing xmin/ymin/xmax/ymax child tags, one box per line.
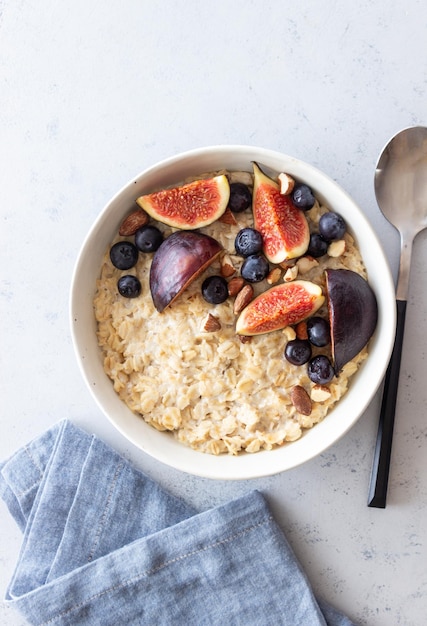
<box><xmin>368</xmin><ymin>126</ymin><xmax>427</xmax><ymax>508</ymax></box>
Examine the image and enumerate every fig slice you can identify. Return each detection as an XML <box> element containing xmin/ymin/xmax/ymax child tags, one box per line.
<box><xmin>150</xmin><ymin>231</ymin><xmax>222</xmax><ymax>312</ymax></box>
<box><xmin>252</xmin><ymin>162</ymin><xmax>310</xmax><ymax>263</ymax></box>
<box><xmin>325</xmin><ymin>269</ymin><xmax>378</xmax><ymax>374</ymax></box>
<box><xmin>236</xmin><ymin>280</ymin><xmax>324</xmax><ymax>336</ymax></box>
<box><xmin>136</xmin><ymin>175</ymin><xmax>230</xmax><ymax>230</ymax></box>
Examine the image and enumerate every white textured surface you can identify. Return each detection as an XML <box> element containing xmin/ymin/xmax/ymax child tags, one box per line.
<box><xmin>1</xmin><ymin>2</ymin><xmax>426</xmax><ymax>625</ymax></box>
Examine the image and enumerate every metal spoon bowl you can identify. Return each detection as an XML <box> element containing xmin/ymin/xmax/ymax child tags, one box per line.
<box><xmin>368</xmin><ymin>126</ymin><xmax>427</xmax><ymax>508</ymax></box>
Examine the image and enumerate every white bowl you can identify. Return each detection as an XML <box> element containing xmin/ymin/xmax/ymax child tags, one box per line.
<box><xmin>70</xmin><ymin>145</ymin><xmax>396</xmax><ymax>479</ymax></box>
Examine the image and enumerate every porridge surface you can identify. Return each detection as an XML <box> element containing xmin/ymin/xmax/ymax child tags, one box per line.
<box><xmin>94</xmin><ymin>170</ymin><xmax>368</xmax><ymax>455</ymax></box>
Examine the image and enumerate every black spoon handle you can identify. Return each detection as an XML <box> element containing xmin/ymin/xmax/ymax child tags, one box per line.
<box><xmin>368</xmin><ymin>299</ymin><xmax>407</xmax><ymax>508</ymax></box>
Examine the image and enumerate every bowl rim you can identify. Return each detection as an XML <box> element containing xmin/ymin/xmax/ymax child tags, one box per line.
<box><xmin>70</xmin><ymin>144</ymin><xmax>396</xmax><ymax>479</ymax></box>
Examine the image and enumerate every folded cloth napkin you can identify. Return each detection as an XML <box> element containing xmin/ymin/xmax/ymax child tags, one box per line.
<box><xmin>0</xmin><ymin>420</ymin><xmax>355</xmax><ymax>626</ymax></box>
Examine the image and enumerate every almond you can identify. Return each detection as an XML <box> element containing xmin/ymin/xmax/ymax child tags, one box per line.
<box><xmin>282</xmin><ymin>326</ymin><xmax>296</xmax><ymax>341</ymax></box>
<box><xmin>327</xmin><ymin>239</ymin><xmax>346</xmax><ymax>258</ymax></box>
<box><xmin>233</xmin><ymin>284</ymin><xmax>254</xmax><ymax>314</ymax></box>
<box><xmin>290</xmin><ymin>385</ymin><xmax>312</xmax><ymax>416</ymax></box>
<box><xmin>278</xmin><ymin>172</ymin><xmax>295</xmax><ymax>195</ymax></box>
<box><xmin>310</xmin><ymin>384</ymin><xmax>332</xmax><ymax>402</ymax></box>
<box><xmin>202</xmin><ymin>313</ymin><xmax>221</xmax><ymax>332</ymax></box>
<box><xmin>279</xmin><ymin>259</ymin><xmax>296</xmax><ymax>269</ymax></box>
<box><xmin>296</xmin><ymin>255</ymin><xmax>319</xmax><ymax>274</ymax></box>
<box><xmin>228</xmin><ymin>276</ymin><xmax>245</xmax><ymax>297</ymax></box>
<box><xmin>218</xmin><ymin>207</ymin><xmax>237</xmax><ymax>225</ymax></box>
<box><xmin>295</xmin><ymin>321</ymin><xmax>308</xmax><ymax>340</ymax></box>
<box><xmin>266</xmin><ymin>267</ymin><xmax>281</xmax><ymax>284</ymax></box>
<box><xmin>119</xmin><ymin>210</ymin><xmax>149</xmax><ymax>236</ymax></box>
<box><xmin>283</xmin><ymin>265</ymin><xmax>298</xmax><ymax>282</ymax></box>
<box><xmin>220</xmin><ymin>254</ymin><xmax>236</xmax><ymax>277</ymax></box>
<box><xmin>238</xmin><ymin>334</ymin><xmax>252</xmax><ymax>344</ymax></box>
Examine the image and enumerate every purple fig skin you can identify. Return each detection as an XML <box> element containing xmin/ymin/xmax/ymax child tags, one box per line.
<box><xmin>150</xmin><ymin>231</ymin><xmax>222</xmax><ymax>312</ymax></box>
<box><xmin>326</xmin><ymin>269</ymin><xmax>378</xmax><ymax>374</ymax></box>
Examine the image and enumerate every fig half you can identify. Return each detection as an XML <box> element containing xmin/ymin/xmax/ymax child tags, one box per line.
<box><xmin>150</xmin><ymin>231</ymin><xmax>222</xmax><ymax>312</ymax></box>
<box><xmin>326</xmin><ymin>269</ymin><xmax>378</xmax><ymax>373</ymax></box>
<box><xmin>136</xmin><ymin>175</ymin><xmax>230</xmax><ymax>230</ymax></box>
<box><xmin>236</xmin><ymin>280</ymin><xmax>324</xmax><ymax>336</ymax></box>
<box><xmin>252</xmin><ymin>162</ymin><xmax>310</xmax><ymax>263</ymax></box>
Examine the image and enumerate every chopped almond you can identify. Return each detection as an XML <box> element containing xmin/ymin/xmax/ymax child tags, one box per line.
<box><xmin>296</xmin><ymin>256</ymin><xmax>319</xmax><ymax>274</ymax></box>
<box><xmin>327</xmin><ymin>239</ymin><xmax>346</xmax><ymax>258</ymax></box>
<box><xmin>278</xmin><ymin>172</ymin><xmax>295</xmax><ymax>195</ymax></box>
<box><xmin>202</xmin><ymin>313</ymin><xmax>221</xmax><ymax>332</ymax></box>
<box><xmin>220</xmin><ymin>254</ymin><xmax>236</xmax><ymax>277</ymax></box>
<box><xmin>284</xmin><ymin>265</ymin><xmax>298</xmax><ymax>282</ymax></box>
<box><xmin>295</xmin><ymin>321</ymin><xmax>308</xmax><ymax>340</ymax></box>
<box><xmin>310</xmin><ymin>385</ymin><xmax>332</xmax><ymax>402</ymax></box>
<box><xmin>266</xmin><ymin>267</ymin><xmax>281</xmax><ymax>284</ymax></box>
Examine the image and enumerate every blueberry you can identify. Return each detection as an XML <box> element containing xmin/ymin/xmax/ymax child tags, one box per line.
<box><xmin>110</xmin><ymin>241</ymin><xmax>139</xmax><ymax>270</ymax></box>
<box><xmin>241</xmin><ymin>254</ymin><xmax>269</xmax><ymax>283</ymax></box>
<box><xmin>201</xmin><ymin>275</ymin><xmax>229</xmax><ymax>304</ymax></box>
<box><xmin>135</xmin><ymin>225</ymin><xmax>163</xmax><ymax>252</ymax></box>
<box><xmin>307</xmin><ymin>355</ymin><xmax>335</xmax><ymax>384</ymax></box>
<box><xmin>228</xmin><ymin>182</ymin><xmax>252</xmax><ymax>213</ymax></box>
<box><xmin>306</xmin><ymin>316</ymin><xmax>330</xmax><ymax>347</ymax></box>
<box><xmin>307</xmin><ymin>233</ymin><xmax>328</xmax><ymax>258</ymax></box>
<box><xmin>319</xmin><ymin>212</ymin><xmax>346</xmax><ymax>241</ymax></box>
<box><xmin>284</xmin><ymin>339</ymin><xmax>312</xmax><ymax>366</ymax></box>
<box><xmin>234</xmin><ymin>228</ymin><xmax>263</xmax><ymax>257</ymax></box>
<box><xmin>292</xmin><ymin>183</ymin><xmax>315</xmax><ymax>210</ymax></box>
<box><xmin>117</xmin><ymin>275</ymin><xmax>141</xmax><ymax>298</ymax></box>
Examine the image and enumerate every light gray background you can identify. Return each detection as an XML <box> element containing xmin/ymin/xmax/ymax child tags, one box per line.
<box><xmin>1</xmin><ymin>2</ymin><xmax>426</xmax><ymax>624</ymax></box>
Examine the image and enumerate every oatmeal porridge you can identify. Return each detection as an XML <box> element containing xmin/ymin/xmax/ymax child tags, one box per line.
<box><xmin>93</xmin><ymin>168</ymin><xmax>372</xmax><ymax>455</ymax></box>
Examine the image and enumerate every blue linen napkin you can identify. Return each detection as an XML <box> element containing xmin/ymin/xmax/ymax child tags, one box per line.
<box><xmin>0</xmin><ymin>420</ymin><xmax>356</xmax><ymax>625</ymax></box>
